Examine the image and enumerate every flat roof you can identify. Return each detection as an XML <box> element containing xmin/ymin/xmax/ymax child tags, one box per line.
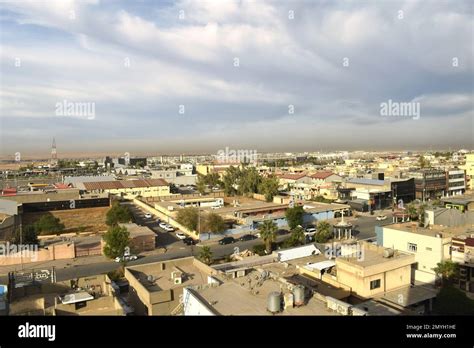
<box><xmin>384</xmin><ymin>222</ymin><xmax>474</xmax><ymax>238</ymax></box>
<box><xmin>194</xmin><ymin>272</ymin><xmax>340</xmax><ymax>316</ymax></box>
<box><xmin>126</xmin><ymin>257</ymin><xmax>213</xmax><ymax>292</ymax></box>
<box><xmin>336</xmin><ymin>242</ymin><xmax>414</xmax><ymax>268</ymax></box>
<box><xmin>119</xmin><ymin>223</ymin><xmax>156</xmax><ymax>237</ymax></box>
<box><xmin>376</xmin><ymin>284</ymin><xmax>438</xmax><ymax>307</ymax></box>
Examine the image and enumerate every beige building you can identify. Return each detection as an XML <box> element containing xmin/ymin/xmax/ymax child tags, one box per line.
<box><xmin>8</xmin><ymin>274</ymin><xmax>126</xmax><ymax>316</ymax></box>
<box><xmin>82</xmin><ymin>179</ymin><xmax>169</xmax><ymax>198</ymax></box>
<box><xmin>332</xmin><ymin>243</ymin><xmax>415</xmax><ymax>298</ymax></box>
<box><xmin>460</xmin><ymin>153</ymin><xmax>474</xmax><ymax>190</ymax></box>
<box><xmin>124</xmin><ymin>257</ymin><xmax>217</xmax><ymax>315</ymax></box>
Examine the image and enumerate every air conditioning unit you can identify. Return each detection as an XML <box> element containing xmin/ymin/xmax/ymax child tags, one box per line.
<box><xmin>174</xmin><ymin>277</ymin><xmax>182</xmax><ymax>285</ymax></box>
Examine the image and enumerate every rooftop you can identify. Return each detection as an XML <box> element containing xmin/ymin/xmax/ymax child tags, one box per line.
<box><xmin>384</xmin><ymin>222</ymin><xmax>474</xmax><ymax>238</ymax></box>
<box><xmin>336</xmin><ymin>242</ymin><xmax>414</xmax><ymax>268</ymax></box>
<box><xmin>126</xmin><ymin>257</ymin><xmax>214</xmax><ymax>292</ymax></box>
<box><xmin>83</xmin><ymin>178</ymin><xmax>168</xmax><ymax>191</ymax></box>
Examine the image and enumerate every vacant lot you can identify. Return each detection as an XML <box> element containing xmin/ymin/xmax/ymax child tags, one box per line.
<box><xmin>23</xmin><ymin>206</ymin><xmax>109</xmax><ymax>234</ymax></box>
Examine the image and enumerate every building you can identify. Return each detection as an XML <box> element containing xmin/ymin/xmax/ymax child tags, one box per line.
<box><xmin>451</xmin><ymin>234</ymin><xmax>474</xmax><ymax>293</ymax></box>
<box><xmin>460</xmin><ymin>153</ymin><xmax>474</xmax><ymax>190</ymax></box>
<box><xmin>118</xmin><ymin>157</ymin><xmax>147</xmax><ymax>167</ymax></box>
<box><xmin>446</xmin><ymin>169</ymin><xmax>466</xmax><ymax>196</ymax></box>
<box><xmin>82</xmin><ymin>179</ymin><xmax>169</xmax><ymax>198</ymax></box>
<box><xmin>7</xmin><ymin>273</ymin><xmax>127</xmax><ymax>316</ymax></box>
<box><xmin>408</xmin><ymin>169</ymin><xmax>447</xmax><ymax>201</ymax></box>
<box><xmin>377</xmin><ymin>222</ymin><xmax>470</xmax><ymax>283</ymax></box>
<box><xmin>277</xmin><ymin>173</ymin><xmax>312</xmax><ymax>187</ymax></box>
<box><xmin>124</xmin><ymin>257</ymin><xmax>216</xmax><ymax>315</ymax></box>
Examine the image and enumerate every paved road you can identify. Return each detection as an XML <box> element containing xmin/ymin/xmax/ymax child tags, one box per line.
<box><xmin>0</xmin><ymin>205</ymin><xmax>392</xmax><ymax>284</ymax></box>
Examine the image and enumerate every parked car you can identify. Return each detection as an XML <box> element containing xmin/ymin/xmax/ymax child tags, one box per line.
<box><xmin>175</xmin><ymin>232</ymin><xmax>187</xmax><ymax>240</ymax></box>
<box><xmin>159</xmin><ymin>222</ymin><xmax>168</xmax><ymax>229</ymax></box>
<box><xmin>304</xmin><ymin>227</ymin><xmax>317</xmax><ymax>236</ymax></box>
<box><xmin>164</xmin><ymin>225</ymin><xmax>175</xmax><ymax>232</ymax></box>
<box><xmin>211</xmin><ymin>205</ymin><xmax>222</xmax><ymax>210</ymax></box>
<box><xmin>183</xmin><ymin>237</ymin><xmax>197</xmax><ymax>245</ymax></box>
<box><xmin>114</xmin><ymin>254</ymin><xmax>138</xmax><ymax>263</ymax></box>
<box><xmin>376</xmin><ymin>215</ymin><xmax>387</xmax><ymax>221</ymax></box>
<box><xmin>218</xmin><ymin>237</ymin><xmax>236</xmax><ymax>245</ymax></box>
<box><xmin>239</xmin><ymin>234</ymin><xmax>258</xmax><ymax>241</ymax></box>
<box><xmin>276</xmin><ymin>229</ymin><xmax>290</xmax><ymax>236</ymax></box>
<box><xmin>144</xmin><ymin>213</ymin><xmax>152</xmax><ymax>219</ymax></box>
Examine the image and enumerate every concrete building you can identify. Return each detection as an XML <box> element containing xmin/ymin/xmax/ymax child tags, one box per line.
<box><xmin>119</xmin><ymin>223</ymin><xmax>156</xmax><ymax>253</ymax></box>
<box><xmin>8</xmin><ymin>274</ymin><xmax>127</xmax><ymax>316</ymax></box>
<box><xmin>82</xmin><ymin>179</ymin><xmax>169</xmax><ymax>198</ymax></box>
<box><xmin>378</xmin><ymin>222</ymin><xmax>470</xmax><ymax>283</ymax></box>
<box><xmin>460</xmin><ymin>153</ymin><xmax>474</xmax><ymax>190</ymax></box>
<box><xmin>124</xmin><ymin>257</ymin><xmax>216</xmax><ymax>315</ymax></box>
<box><xmin>446</xmin><ymin>169</ymin><xmax>466</xmax><ymax>196</ymax></box>
<box><xmin>408</xmin><ymin>169</ymin><xmax>447</xmax><ymax>201</ymax></box>
<box><xmin>451</xmin><ymin>233</ymin><xmax>474</xmax><ymax>293</ymax></box>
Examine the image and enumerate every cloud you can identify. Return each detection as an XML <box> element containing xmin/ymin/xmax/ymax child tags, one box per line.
<box><xmin>0</xmin><ymin>0</ymin><xmax>472</xmax><ymax>156</ymax></box>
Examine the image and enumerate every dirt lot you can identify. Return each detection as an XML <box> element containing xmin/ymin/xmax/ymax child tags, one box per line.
<box><xmin>23</xmin><ymin>206</ymin><xmax>109</xmax><ymax>234</ymax></box>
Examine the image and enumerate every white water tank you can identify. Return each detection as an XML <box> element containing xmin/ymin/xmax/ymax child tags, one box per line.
<box><xmin>383</xmin><ymin>248</ymin><xmax>394</xmax><ymax>258</ymax></box>
<box><xmin>267</xmin><ymin>292</ymin><xmax>281</xmax><ymax>313</ymax></box>
<box><xmin>293</xmin><ymin>285</ymin><xmax>305</xmax><ymax>306</ymax></box>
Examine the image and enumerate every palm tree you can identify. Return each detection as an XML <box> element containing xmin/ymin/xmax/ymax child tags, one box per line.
<box><xmin>258</xmin><ymin>220</ymin><xmax>277</xmax><ymax>254</ymax></box>
<box><xmin>406</xmin><ymin>202</ymin><xmax>418</xmax><ymax>220</ymax></box>
<box><xmin>315</xmin><ymin>221</ymin><xmax>332</xmax><ymax>243</ymax></box>
<box><xmin>198</xmin><ymin>246</ymin><xmax>213</xmax><ymax>265</ymax></box>
<box><xmin>291</xmin><ymin>226</ymin><xmax>306</xmax><ymax>245</ymax></box>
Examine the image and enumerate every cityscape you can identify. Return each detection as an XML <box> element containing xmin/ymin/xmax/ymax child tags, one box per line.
<box><xmin>0</xmin><ymin>0</ymin><xmax>473</xmax><ymax>346</ymax></box>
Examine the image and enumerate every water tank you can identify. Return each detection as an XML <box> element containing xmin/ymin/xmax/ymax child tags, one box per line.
<box><xmin>267</xmin><ymin>292</ymin><xmax>281</xmax><ymax>313</ymax></box>
<box><xmin>383</xmin><ymin>248</ymin><xmax>394</xmax><ymax>258</ymax></box>
<box><xmin>293</xmin><ymin>285</ymin><xmax>305</xmax><ymax>306</ymax></box>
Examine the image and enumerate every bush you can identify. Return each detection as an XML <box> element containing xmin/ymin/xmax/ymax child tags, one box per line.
<box><xmin>35</xmin><ymin>215</ymin><xmax>65</xmax><ymax>235</ymax></box>
<box><xmin>252</xmin><ymin>244</ymin><xmax>267</xmax><ymax>256</ymax></box>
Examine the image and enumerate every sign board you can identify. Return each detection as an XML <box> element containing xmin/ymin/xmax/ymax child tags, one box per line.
<box><xmin>10</xmin><ymin>268</ymin><xmax>56</xmax><ymax>288</ymax></box>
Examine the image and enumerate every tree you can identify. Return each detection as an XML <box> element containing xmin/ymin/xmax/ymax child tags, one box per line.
<box><xmin>239</xmin><ymin>167</ymin><xmax>262</xmax><ymax>196</ymax></box>
<box><xmin>418</xmin><ymin>203</ymin><xmax>427</xmax><ymax>226</ymax></box>
<box><xmin>285</xmin><ymin>205</ymin><xmax>305</xmax><ymax>230</ymax></box>
<box><xmin>198</xmin><ymin>246</ymin><xmax>213</xmax><ymax>265</ymax></box>
<box><xmin>315</xmin><ymin>221</ymin><xmax>332</xmax><ymax>243</ymax></box>
<box><xmin>176</xmin><ymin>207</ymin><xmax>199</xmax><ymax>232</ymax></box>
<box><xmin>222</xmin><ymin>166</ymin><xmax>241</xmax><ymax>196</ymax></box>
<box><xmin>203</xmin><ymin>213</ymin><xmax>226</xmax><ymax>234</ymax></box>
<box><xmin>258</xmin><ymin>175</ymin><xmax>279</xmax><ymax>202</ymax></box>
<box><xmin>196</xmin><ymin>176</ymin><xmax>207</xmax><ymax>195</ymax></box>
<box><xmin>258</xmin><ymin>220</ymin><xmax>277</xmax><ymax>254</ymax></box>
<box><xmin>202</xmin><ymin>172</ymin><xmax>221</xmax><ymax>188</ymax></box>
<box><xmin>12</xmin><ymin>224</ymin><xmax>38</xmax><ymax>245</ymax></box>
<box><xmin>282</xmin><ymin>226</ymin><xmax>305</xmax><ymax>248</ymax></box>
<box><xmin>106</xmin><ymin>201</ymin><xmax>133</xmax><ymax>226</ymax></box>
<box><xmin>35</xmin><ymin>214</ymin><xmax>65</xmax><ymax>235</ymax></box>
<box><xmin>406</xmin><ymin>202</ymin><xmax>418</xmax><ymax>220</ymax></box>
<box><xmin>102</xmin><ymin>225</ymin><xmax>130</xmax><ymax>260</ymax></box>
<box><xmin>433</xmin><ymin>260</ymin><xmax>459</xmax><ymax>285</ymax></box>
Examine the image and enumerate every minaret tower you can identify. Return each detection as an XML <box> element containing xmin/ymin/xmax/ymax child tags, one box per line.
<box><xmin>51</xmin><ymin>137</ymin><xmax>58</xmax><ymax>166</ymax></box>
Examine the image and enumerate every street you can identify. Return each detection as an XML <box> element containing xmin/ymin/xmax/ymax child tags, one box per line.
<box><xmin>0</xmin><ymin>204</ymin><xmax>391</xmax><ymax>284</ymax></box>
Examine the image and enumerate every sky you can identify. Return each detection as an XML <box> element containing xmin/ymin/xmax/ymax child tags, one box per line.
<box><xmin>0</xmin><ymin>0</ymin><xmax>473</xmax><ymax>158</ymax></box>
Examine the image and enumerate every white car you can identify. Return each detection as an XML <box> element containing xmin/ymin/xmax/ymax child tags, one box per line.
<box><xmin>114</xmin><ymin>255</ymin><xmax>138</xmax><ymax>263</ymax></box>
<box><xmin>175</xmin><ymin>232</ymin><xmax>186</xmax><ymax>240</ymax></box>
<box><xmin>144</xmin><ymin>213</ymin><xmax>152</xmax><ymax>219</ymax></box>
<box><xmin>163</xmin><ymin>224</ymin><xmax>175</xmax><ymax>232</ymax></box>
<box><xmin>304</xmin><ymin>227</ymin><xmax>317</xmax><ymax>236</ymax></box>
<box><xmin>159</xmin><ymin>222</ymin><xmax>168</xmax><ymax>229</ymax></box>
<box><xmin>376</xmin><ymin>215</ymin><xmax>387</xmax><ymax>221</ymax></box>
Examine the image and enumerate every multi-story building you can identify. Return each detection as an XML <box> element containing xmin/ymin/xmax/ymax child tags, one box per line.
<box><xmin>446</xmin><ymin>169</ymin><xmax>466</xmax><ymax>196</ymax></box>
<box><xmin>451</xmin><ymin>234</ymin><xmax>474</xmax><ymax>293</ymax></box>
<box><xmin>377</xmin><ymin>222</ymin><xmax>467</xmax><ymax>284</ymax></box>
<box><xmin>408</xmin><ymin>169</ymin><xmax>446</xmax><ymax>201</ymax></box>
<box><xmin>460</xmin><ymin>153</ymin><xmax>474</xmax><ymax>190</ymax></box>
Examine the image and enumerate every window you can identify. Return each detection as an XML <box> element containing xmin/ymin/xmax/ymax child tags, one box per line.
<box><xmin>370</xmin><ymin>279</ymin><xmax>381</xmax><ymax>290</ymax></box>
<box><xmin>408</xmin><ymin>243</ymin><xmax>418</xmax><ymax>252</ymax></box>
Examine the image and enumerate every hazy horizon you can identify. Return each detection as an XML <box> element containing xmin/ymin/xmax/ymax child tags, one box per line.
<box><xmin>1</xmin><ymin>0</ymin><xmax>473</xmax><ymax>157</ymax></box>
